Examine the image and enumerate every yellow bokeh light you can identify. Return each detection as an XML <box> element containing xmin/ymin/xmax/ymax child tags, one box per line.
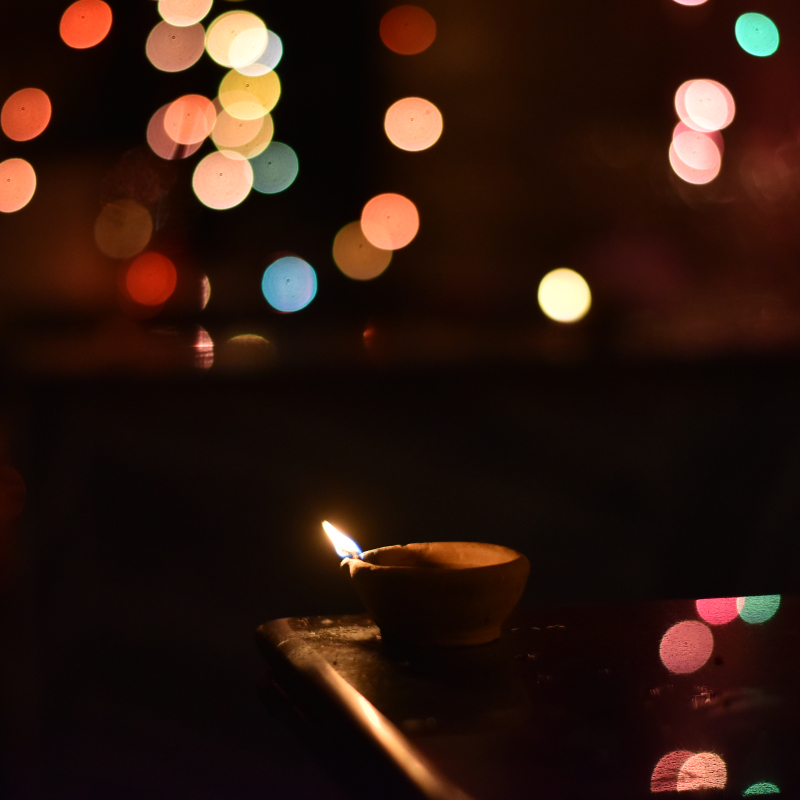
<box><xmin>158</xmin><ymin>0</ymin><xmax>212</xmax><ymax>27</ymax></box>
<box><xmin>537</xmin><ymin>268</ymin><xmax>591</xmax><ymax>323</ymax></box>
<box><xmin>206</xmin><ymin>11</ymin><xmax>268</xmax><ymax>69</ymax></box>
<box><xmin>218</xmin><ymin>69</ymin><xmax>281</xmax><ymax>120</ymax></box>
<box><xmin>0</xmin><ymin>158</ymin><xmax>36</xmax><ymax>213</ymax></box>
<box><xmin>94</xmin><ymin>199</ymin><xmax>153</xmax><ymax>259</ymax></box>
<box><xmin>211</xmin><ymin>108</ymin><xmax>264</xmax><ymax>150</ymax></box>
<box><xmin>384</xmin><ymin>97</ymin><xmax>443</xmax><ymax>152</ymax></box>
<box><xmin>192</xmin><ymin>150</ymin><xmax>254</xmax><ymax>209</ymax></box>
<box><xmin>333</xmin><ymin>221</ymin><xmax>392</xmax><ymax>280</ymax></box>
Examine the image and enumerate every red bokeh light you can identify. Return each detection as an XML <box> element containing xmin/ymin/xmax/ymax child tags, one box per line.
<box><xmin>124</xmin><ymin>252</ymin><xmax>178</xmax><ymax>306</ymax></box>
<box><xmin>60</xmin><ymin>0</ymin><xmax>113</xmax><ymax>49</ymax></box>
<box><xmin>1</xmin><ymin>88</ymin><xmax>51</xmax><ymax>142</ymax></box>
<box><xmin>380</xmin><ymin>6</ymin><xmax>436</xmax><ymax>55</ymax></box>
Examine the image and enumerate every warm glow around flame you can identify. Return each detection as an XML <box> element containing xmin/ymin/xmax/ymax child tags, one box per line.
<box><xmin>322</xmin><ymin>521</ymin><xmax>363</xmax><ymax>559</ymax></box>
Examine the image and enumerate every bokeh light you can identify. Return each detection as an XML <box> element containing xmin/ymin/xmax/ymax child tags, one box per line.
<box><xmin>695</xmin><ymin>597</ymin><xmax>739</xmax><ymax>625</ymax></box>
<box><xmin>250</xmin><ymin>142</ymin><xmax>298</xmax><ymax>193</ymax></box>
<box><xmin>672</xmin><ymin>0</ymin><xmax>707</xmax><ymax>5</ymax></box>
<box><xmin>743</xmin><ymin>782</ymin><xmax>781</xmax><ymax>795</ymax></box>
<box><xmin>213</xmin><ymin>110</ymin><xmax>274</xmax><ymax>157</ymax></box>
<box><xmin>0</xmin><ymin>158</ymin><xmax>36</xmax><ymax>213</ymax></box>
<box><xmin>361</xmin><ymin>193</ymin><xmax>419</xmax><ymax>250</ymax></box>
<box><xmin>219</xmin><ymin>69</ymin><xmax>281</xmax><ymax>120</ymax></box>
<box><xmin>158</xmin><ymin>0</ymin><xmax>213</xmax><ymax>27</ymax></box>
<box><xmin>384</xmin><ymin>97</ymin><xmax>443</xmax><ymax>151</ymax></box>
<box><xmin>673</xmin><ymin>121</ymin><xmax>724</xmax><ymax>155</ymax></box>
<box><xmin>200</xmin><ymin>275</ymin><xmax>211</xmax><ymax>308</ymax></box>
<box><xmin>164</xmin><ymin>94</ymin><xmax>216</xmax><ymax>145</ymax></box>
<box><xmin>147</xmin><ymin>104</ymin><xmax>204</xmax><ymax>159</ymax></box>
<box><xmin>124</xmin><ymin>252</ymin><xmax>177</xmax><ymax>306</ymax></box>
<box><xmin>262</xmin><ymin>256</ymin><xmax>317</xmax><ymax>312</ymax></box>
<box><xmin>236</xmin><ymin>31</ymin><xmax>283</xmax><ymax>77</ymax></box>
<box><xmin>206</xmin><ymin>11</ymin><xmax>268</xmax><ymax>69</ymax></box>
<box><xmin>1</xmin><ymin>88</ymin><xmax>51</xmax><ymax>142</ymax></box>
<box><xmin>651</xmin><ymin>751</ymin><xmax>694</xmax><ymax>793</ymax></box>
<box><xmin>333</xmin><ymin>221</ymin><xmax>392</xmax><ymax>280</ymax></box>
<box><xmin>195</xmin><ymin>326</ymin><xmax>214</xmax><ymax>369</ymax></box>
<box><xmin>677</xmin><ymin>753</ymin><xmax>727</xmax><ymax>791</ymax></box>
<box><xmin>537</xmin><ymin>268</ymin><xmax>592</xmax><ymax>323</ymax></box>
<box><xmin>60</xmin><ymin>0</ymin><xmax>113</xmax><ymax>49</ymax></box>
<box><xmin>220</xmin><ymin>334</ymin><xmax>273</xmax><ymax>370</ymax></box>
<box><xmin>675</xmin><ymin>79</ymin><xmax>735</xmax><ymax>132</ymax></box>
<box><xmin>94</xmin><ymin>199</ymin><xmax>153</xmax><ymax>259</ymax></box>
<box><xmin>659</xmin><ymin>620</ymin><xmax>713</xmax><ymax>674</ymax></box>
<box><xmin>737</xmin><ymin>595</ymin><xmax>780</xmax><ymax>624</ymax></box>
<box><xmin>669</xmin><ymin>130</ymin><xmax>721</xmax><ymax>185</ymax></box>
<box><xmin>192</xmin><ymin>151</ymin><xmax>254</xmax><ymax>209</ymax></box>
<box><xmin>736</xmin><ymin>13</ymin><xmax>779</xmax><ymax>57</ymax></box>
<box><xmin>146</xmin><ymin>21</ymin><xmax>205</xmax><ymax>72</ymax></box>
<box><xmin>380</xmin><ymin>6</ymin><xmax>436</xmax><ymax>55</ymax></box>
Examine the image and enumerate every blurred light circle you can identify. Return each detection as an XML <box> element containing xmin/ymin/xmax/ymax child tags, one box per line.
<box><xmin>195</xmin><ymin>326</ymin><xmax>214</xmax><ymax>369</ymax></box>
<box><xmin>380</xmin><ymin>6</ymin><xmax>436</xmax><ymax>55</ymax></box>
<box><xmin>537</xmin><ymin>268</ymin><xmax>591</xmax><ymax>323</ymax></box>
<box><xmin>215</xmin><ymin>112</ymin><xmax>274</xmax><ymax>157</ymax></box>
<box><xmin>743</xmin><ymin>782</ymin><xmax>781</xmax><ymax>795</ymax></box>
<box><xmin>220</xmin><ymin>334</ymin><xmax>273</xmax><ymax>371</ymax></box>
<box><xmin>200</xmin><ymin>275</ymin><xmax>211</xmax><ymax>309</ymax></box>
<box><xmin>384</xmin><ymin>97</ymin><xmax>443</xmax><ymax>151</ymax></box>
<box><xmin>736</xmin><ymin>13</ymin><xmax>779</xmax><ymax>57</ymax></box>
<box><xmin>672</xmin><ymin>121</ymin><xmax>724</xmax><ymax>155</ymax></box>
<box><xmin>147</xmin><ymin>104</ymin><xmax>203</xmax><ymax>160</ymax></box>
<box><xmin>146</xmin><ymin>21</ymin><xmax>205</xmax><ymax>72</ymax></box>
<box><xmin>0</xmin><ymin>158</ymin><xmax>36</xmax><ymax>213</ymax></box>
<box><xmin>651</xmin><ymin>751</ymin><xmax>694</xmax><ymax>793</ymax></box>
<box><xmin>673</xmin><ymin>129</ymin><xmax>721</xmax><ymax>171</ymax></box>
<box><xmin>683</xmin><ymin>80</ymin><xmax>735</xmax><ymax>132</ymax></box>
<box><xmin>60</xmin><ymin>0</ymin><xmax>112</xmax><ymax>49</ymax></box>
<box><xmin>250</xmin><ymin>142</ymin><xmax>298</xmax><ymax>194</ymax></box>
<box><xmin>219</xmin><ymin>69</ymin><xmax>281</xmax><ymax>120</ymax></box>
<box><xmin>695</xmin><ymin>597</ymin><xmax>739</xmax><ymax>625</ymax></box>
<box><xmin>672</xmin><ymin>0</ymin><xmax>707</xmax><ymax>5</ymax></box>
<box><xmin>677</xmin><ymin>753</ymin><xmax>727</xmax><ymax>791</ymax></box>
<box><xmin>659</xmin><ymin>620</ymin><xmax>713</xmax><ymax>674</ymax></box>
<box><xmin>1</xmin><ymin>88</ymin><xmax>51</xmax><ymax>142</ymax></box>
<box><xmin>158</xmin><ymin>0</ymin><xmax>213</xmax><ymax>27</ymax></box>
<box><xmin>737</xmin><ymin>595</ymin><xmax>780</xmax><ymax>624</ymax></box>
<box><xmin>236</xmin><ymin>31</ymin><xmax>283</xmax><ymax>76</ymax></box>
<box><xmin>211</xmin><ymin>109</ymin><xmax>264</xmax><ymax>150</ymax></box>
<box><xmin>206</xmin><ymin>11</ymin><xmax>267</xmax><ymax>69</ymax></box>
<box><xmin>333</xmin><ymin>221</ymin><xmax>392</xmax><ymax>280</ymax></box>
<box><xmin>192</xmin><ymin>150</ymin><xmax>253</xmax><ymax>209</ymax></box>
<box><xmin>361</xmin><ymin>193</ymin><xmax>419</xmax><ymax>250</ymax></box>
<box><xmin>669</xmin><ymin>141</ymin><xmax>720</xmax><ymax>185</ymax></box>
<box><xmin>262</xmin><ymin>257</ymin><xmax>317</xmax><ymax>312</ymax></box>
<box><xmin>124</xmin><ymin>251</ymin><xmax>177</xmax><ymax>306</ymax></box>
<box><xmin>94</xmin><ymin>199</ymin><xmax>153</xmax><ymax>259</ymax></box>
<box><xmin>164</xmin><ymin>94</ymin><xmax>216</xmax><ymax>145</ymax></box>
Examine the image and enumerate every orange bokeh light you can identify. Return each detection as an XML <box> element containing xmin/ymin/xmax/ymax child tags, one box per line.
<box><xmin>1</xmin><ymin>88</ymin><xmax>51</xmax><ymax>142</ymax></box>
<box><xmin>384</xmin><ymin>97</ymin><xmax>443</xmax><ymax>152</ymax></box>
<box><xmin>164</xmin><ymin>94</ymin><xmax>216</xmax><ymax>145</ymax></box>
<box><xmin>211</xmin><ymin>109</ymin><xmax>264</xmax><ymax>149</ymax></box>
<box><xmin>380</xmin><ymin>6</ymin><xmax>436</xmax><ymax>55</ymax></box>
<box><xmin>333</xmin><ymin>221</ymin><xmax>392</xmax><ymax>280</ymax></box>
<box><xmin>192</xmin><ymin>151</ymin><xmax>253</xmax><ymax>209</ymax></box>
<box><xmin>677</xmin><ymin>753</ymin><xmax>727</xmax><ymax>791</ymax></box>
<box><xmin>659</xmin><ymin>620</ymin><xmax>713</xmax><ymax>674</ymax></box>
<box><xmin>60</xmin><ymin>0</ymin><xmax>113</xmax><ymax>49</ymax></box>
<box><xmin>147</xmin><ymin>104</ymin><xmax>203</xmax><ymax>160</ymax></box>
<box><xmin>361</xmin><ymin>193</ymin><xmax>419</xmax><ymax>250</ymax></box>
<box><xmin>0</xmin><ymin>158</ymin><xmax>36</xmax><ymax>213</ymax></box>
<box><xmin>124</xmin><ymin>252</ymin><xmax>178</xmax><ymax>306</ymax></box>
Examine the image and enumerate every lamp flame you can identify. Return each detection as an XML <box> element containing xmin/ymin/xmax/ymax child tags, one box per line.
<box><xmin>322</xmin><ymin>520</ymin><xmax>363</xmax><ymax>560</ymax></box>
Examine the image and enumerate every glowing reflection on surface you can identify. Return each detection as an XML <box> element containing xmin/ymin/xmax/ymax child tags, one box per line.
<box><xmin>677</xmin><ymin>753</ymin><xmax>727</xmax><ymax>791</ymax></box>
<box><xmin>384</xmin><ymin>97</ymin><xmax>443</xmax><ymax>152</ymax></box>
<box><xmin>221</xmin><ymin>334</ymin><xmax>272</xmax><ymax>370</ymax></box>
<box><xmin>146</xmin><ymin>21</ymin><xmax>205</xmax><ymax>72</ymax></box>
<box><xmin>695</xmin><ymin>597</ymin><xmax>739</xmax><ymax>625</ymax></box>
<box><xmin>250</xmin><ymin>142</ymin><xmax>298</xmax><ymax>193</ymax></box>
<box><xmin>60</xmin><ymin>0</ymin><xmax>112</xmax><ymax>49</ymax></box>
<box><xmin>124</xmin><ymin>252</ymin><xmax>177</xmax><ymax>306</ymax></box>
<box><xmin>675</xmin><ymin>79</ymin><xmax>735</xmax><ymax>132</ymax></box>
<box><xmin>1</xmin><ymin>88</ymin><xmax>51</xmax><ymax>142</ymax></box>
<box><xmin>333</xmin><ymin>221</ymin><xmax>392</xmax><ymax>280</ymax></box>
<box><xmin>164</xmin><ymin>94</ymin><xmax>216</xmax><ymax>145</ymax></box>
<box><xmin>672</xmin><ymin>0</ymin><xmax>707</xmax><ymax>5</ymax></box>
<box><xmin>147</xmin><ymin>104</ymin><xmax>203</xmax><ymax>160</ymax></box>
<box><xmin>0</xmin><ymin>158</ymin><xmax>36</xmax><ymax>213</ymax></box>
<box><xmin>219</xmin><ymin>69</ymin><xmax>280</xmax><ymax>120</ymax></box>
<box><xmin>206</xmin><ymin>10</ymin><xmax>268</xmax><ymax>69</ymax></box>
<box><xmin>659</xmin><ymin>620</ymin><xmax>713</xmax><ymax>674</ymax></box>
<box><xmin>736</xmin><ymin>13</ymin><xmax>779</xmax><ymax>57</ymax></box>
<box><xmin>537</xmin><ymin>268</ymin><xmax>591</xmax><ymax>323</ymax></box>
<box><xmin>158</xmin><ymin>0</ymin><xmax>213</xmax><ymax>27</ymax></box>
<box><xmin>651</xmin><ymin>751</ymin><xmax>694</xmax><ymax>792</ymax></box>
<box><xmin>192</xmin><ymin>150</ymin><xmax>253</xmax><ymax>209</ymax></box>
<box><xmin>743</xmin><ymin>782</ymin><xmax>781</xmax><ymax>795</ymax></box>
<box><xmin>200</xmin><ymin>275</ymin><xmax>211</xmax><ymax>308</ymax></box>
<box><xmin>194</xmin><ymin>326</ymin><xmax>214</xmax><ymax>369</ymax></box>
<box><xmin>236</xmin><ymin>31</ymin><xmax>283</xmax><ymax>76</ymax></box>
<box><xmin>361</xmin><ymin>193</ymin><xmax>419</xmax><ymax>250</ymax></box>
<box><xmin>94</xmin><ymin>199</ymin><xmax>153</xmax><ymax>259</ymax></box>
<box><xmin>380</xmin><ymin>6</ymin><xmax>436</xmax><ymax>55</ymax></box>
<box><xmin>737</xmin><ymin>595</ymin><xmax>780</xmax><ymax>624</ymax></box>
<box><xmin>262</xmin><ymin>256</ymin><xmax>317</xmax><ymax>312</ymax></box>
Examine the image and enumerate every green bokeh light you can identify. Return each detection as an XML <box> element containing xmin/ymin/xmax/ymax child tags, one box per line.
<box><xmin>743</xmin><ymin>782</ymin><xmax>780</xmax><ymax>795</ymax></box>
<box><xmin>737</xmin><ymin>595</ymin><xmax>780</xmax><ymax>624</ymax></box>
<box><xmin>735</xmin><ymin>13</ymin><xmax>779</xmax><ymax>57</ymax></box>
<box><xmin>250</xmin><ymin>142</ymin><xmax>298</xmax><ymax>194</ymax></box>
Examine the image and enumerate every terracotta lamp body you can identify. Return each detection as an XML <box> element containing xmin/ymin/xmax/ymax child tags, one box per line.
<box><xmin>342</xmin><ymin>541</ymin><xmax>530</xmax><ymax>647</ymax></box>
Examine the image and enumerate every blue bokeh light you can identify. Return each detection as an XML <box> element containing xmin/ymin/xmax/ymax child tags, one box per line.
<box><xmin>261</xmin><ymin>256</ymin><xmax>317</xmax><ymax>312</ymax></box>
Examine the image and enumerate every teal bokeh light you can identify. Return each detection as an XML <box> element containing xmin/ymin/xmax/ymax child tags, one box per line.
<box><xmin>735</xmin><ymin>13</ymin><xmax>779</xmax><ymax>57</ymax></box>
<box><xmin>737</xmin><ymin>595</ymin><xmax>780</xmax><ymax>624</ymax></box>
<box><xmin>262</xmin><ymin>256</ymin><xmax>317</xmax><ymax>312</ymax></box>
<box><xmin>250</xmin><ymin>142</ymin><xmax>298</xmax><ymax>194</ymax></box>
<box><xmin>743</xmin><ymin>782</ymin><xmax>781</xmax><ymax>795</ymax></box>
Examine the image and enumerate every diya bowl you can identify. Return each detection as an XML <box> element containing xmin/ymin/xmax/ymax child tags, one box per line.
<box><xmin>342</xmin><ymin>541</ymin><xmax>530</xmax><ymax>647</ymax></box>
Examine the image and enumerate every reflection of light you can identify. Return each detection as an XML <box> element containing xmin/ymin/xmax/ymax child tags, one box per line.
<box><xmin>94</xmin><ymin>199</ymin><xmax>153</xmax><ymax>259</ymax></box>
<box><xmin>236</xmin><ymin>31</ymin><xmax>283</xmax><ymax>77</ymax></box>
<box><xmin>333</xmin><ymin>221</ymin><xmax>392</xmax><ymax>280</ymax></box>
<box><xmin>675</xmin><ymin>79</ymin><xmax>735</xmax><ymax>132</ymax></box>
<box><xmin>677</xmin><ymin>753</ymin><xmax>727</xmax><ymax>791</ymax></box>
<box><xmin>669</xmin><ymin>131</ymin><xmax>721</xmax><ymax>185</ymax></box>
<box><xmin>361</xmin><ymin>193</ymin><xmax>420</xmax><ymax>250</ymax></box>
<box><xmin>743</xmin><ymin>782</ymin><xmax>781</xmax><ymax>795</ymax></box>
<box><xmin>384</xmin><ymin>97</ymin><xmax>443</xmax><ymax>152</ymax></box>
<box><xmin>206</xmin><ymin>11</ymin><xmax>268</xmax><ymax>69</ymax></box>
<box><xmin>737</xmin><ymin>595</ymin><xmax>780</xmax><ymax>624</ymax></box>
<box><xmin>158</xmin><ymin>0</ymin><xmax>213</xmax><ymax>27</ymax></box>
<box><xmin>250</xmin><ymin>142</ymin><xmax>298</xmax><ymax>194</ymax></box>
<box><xmin>219</xmin><ymin>69</ymin><xmax>281</xmax><ymax>120</ymax></box>
<box><xmin>60</xmin><ymin>0</ymin><xmax>113</xmax><ymax>49</ymax></box>
<box><xmin>211</xmin><ymin>109</ymin><xmax>263</xmax><ymax>150</ymax></box>
<box><xmin>0</xmin><ymin>158</ymin><xmax>36</xmax><ymax>213</ymax></box>
<box><xmin>192</xmin><ymin>151</ymin><xmax>254</xmax><ymax>209</ymax></box>
<box><xmin>736</xmin><ymin>13</ymin><xmax>779</xmax><ymax>57</ymax></box>
<box><xmin>222</xmin><ymin>334</ymin><xmax>272</xmax><ymax>370</ymax></box>
<box><xmin>380</xmin><ymin>6</ymin><xmax>437</xmax><ymax>55</ymax></box>
<box><xmin>1</xmin><ymin>88</ymin><xmax>51</xmax><ymax>142</ymax></box>
<box><xmin>164</xmin><ymin>94</ymin><xmax>216</xmax><ymax>145</ymax></box>
<box><xmin>124</xmin><ymin>252</ymin><xmax>178</xmax><ymax>306</ymax></box>
<box><xmin>194</xmin><ymin>326</ymin><xmax>214</xmax><ymax>369</ymax></box>
<box><xmin>659</xmin><ymin>620</ymin><xmax>713</xmax><ymax>674</ymax></box>
<box><xmin>147</xmin><ymin>104</ymin><xmax>203</xmax><ymax>160</ymax></box>
<box><xmin>262</xmin><ymin>257</ymin><xmax>317</xmax><ymax>312</ymax></box>
<box><xmin>322</xmin><ymin>521</ymin><xmax>363</xmax><ymax>560</ymax></box>
<box><xmin>146</xmin><ymin>21</ymin><xmax>205</xmax><ymax>72</ymax></box>
<box><xmin>695</xmin><ymin>597</ymin><xmax>739</xmax><ymax>625</ymax></box>
<box><xmin>672</xmin><ymin>0</ymin><xmax>707</xmax><ymax>5</ymax></box>
<box><xmin>652</xmin><ymin>751</ymin><xmax>694</xmax><ymax>792</ymax></box>
<box><xmin>537</xmin><ymin>268</ymin><xmax>591</xmax><ymax>323</ymax></box>
<box><xmin>200</xmin><ymin>275</ymin><xmax>211</xmax><ymax>309</ymax></box>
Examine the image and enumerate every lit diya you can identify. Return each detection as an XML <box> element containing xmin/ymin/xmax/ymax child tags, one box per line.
<box><xmin>322</xmin><ymin>521</ymin><xmax>530</xmax><ymax>647</ymax></box>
